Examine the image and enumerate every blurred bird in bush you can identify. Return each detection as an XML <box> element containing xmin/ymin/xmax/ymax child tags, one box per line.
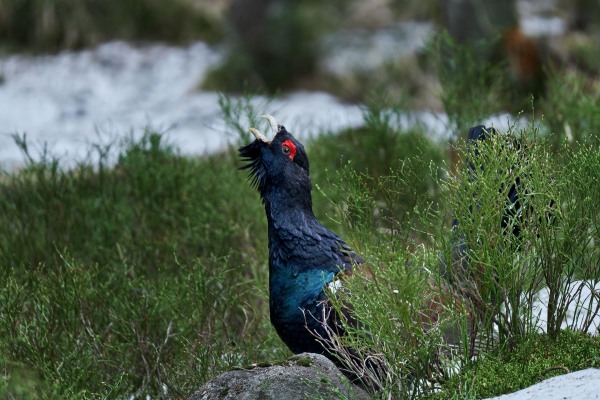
<box><xmin>450</xmin><ymin>125</ymin><xmax>552</xmax><ymax>268</ymax></box>
<box><xmin>238</xmin><ymin>115</ymin><xmax>373</xmax><ymax>381</ymax></box>
<box><xmin>444</xmin><ymin>125</ymin><xmax>555</xmax><ymax>351</ymax></box>
<box><xmin>444</xmin><ymin>126</ymin><xmax>530</xmax><ymax>319</ymax></box>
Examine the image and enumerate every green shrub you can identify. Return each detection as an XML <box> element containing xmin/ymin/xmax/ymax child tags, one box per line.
<box><xmin>309</xmin><ymin>103</ymin><xmax>446</xmax><ymax>244</ymax></box>
<box><xmin>323</xmin><ymin>124</ymin><xmax>599</xmax><ymax>398</ymax></box>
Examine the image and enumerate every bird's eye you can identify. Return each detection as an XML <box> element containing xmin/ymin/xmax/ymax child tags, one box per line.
<box><xmin>281</xmin><ymin>139</ymin><xmax>297</xmax><ymax>160</ymax></box>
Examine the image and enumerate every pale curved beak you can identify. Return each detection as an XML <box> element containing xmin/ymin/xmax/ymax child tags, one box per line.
<box><xmin>248</xmin><ymin>114</ymin><xmax>280</xmax><ymax>143</ymax></box>
<box><xmin>249</xmin><ymin>127</ymin><xmax>270</xmax><ymax>143</ymax></box>
<box><xmin>261</xmin><ymin>114</ymin><xmax>279</xmax><ymax>134</ymax></box>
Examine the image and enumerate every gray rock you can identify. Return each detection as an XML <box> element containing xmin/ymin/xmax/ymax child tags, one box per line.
<box><xmin>189</xmin><ymin>353</ymin><xmax>370</xmax><ymax>400</ymax></box>
<box><xmin>483</xmin><ymin>368</ymin><xmax>600</xmax><ymax>400</ymax></box>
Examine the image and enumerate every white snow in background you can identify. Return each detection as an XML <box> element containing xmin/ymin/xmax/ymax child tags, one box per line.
<box><xmin>0</xmin><ymin>41</ymin><xmax>222</xmax><ymax>169</ymax></box>
<box><xmin>0</xmin><ymin>0</ymin><xmax>566</xmax><ymax>171</ymax></box>
<box><xmin>0</xmin><ymin>41</ymin><xmax>371</xmax><ymax>170</ymax></box>
<box><xmin>0</xmin><ymin>0</ymin><xmax>569</xmax><ymax>170</ymax></box>
<box><xmin>0</xmin><ymin>39</ymin><xmax>530</xmax><ymax>171</ymax></box>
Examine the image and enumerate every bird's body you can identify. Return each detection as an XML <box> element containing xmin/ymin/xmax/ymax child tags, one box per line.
<box><xmin>267</xmin><ymin>207</ymin><xmax>358</xmax><ymax>354</ymax></box>
<box><xmin>239</xmin><ymin>120</ymin><xmax>363</xmax><ymax>358</ymax></box>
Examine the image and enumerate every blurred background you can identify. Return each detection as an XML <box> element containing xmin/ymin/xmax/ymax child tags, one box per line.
<box><xmin>1</xmin><ymin>2</ymin><xmax>600</xmax><ymax>398</ymax></box>
<box><xmin>0</xmin><ymin>0</ymin><xmax>599</xmax><ymax>167</ymax></box>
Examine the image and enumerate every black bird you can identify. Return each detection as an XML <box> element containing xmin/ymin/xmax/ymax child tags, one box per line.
<box><xmin>466</xmin><ymin>125</ymin><xmax>527</xmax><ymax>237</ymax></box>
<box><xmin>239</xmin><ymin>115</ymin><xmax>364</xmax><ymax>362</ymax></box>
<box><xmin>446</xmin><ymin>125</ymin><xmax>531</xmax><ymax>276</ymax></box>
<box><xmin>444</xmin><ymin>125</ymin><xmax>555</xmax><ymax>351</ymax></box>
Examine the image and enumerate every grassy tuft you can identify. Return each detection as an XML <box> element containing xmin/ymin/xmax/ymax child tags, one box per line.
<box><xmin>0</xmin><ymin>130</ymin><xmax>286</xmax><ymax>397</ymax></box>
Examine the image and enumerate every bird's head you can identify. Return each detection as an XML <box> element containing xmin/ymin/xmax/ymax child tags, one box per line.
<box><xmin>239</xmin><ymin>115</ymin><xmax>311</xmax><ymax>205</ymax></box>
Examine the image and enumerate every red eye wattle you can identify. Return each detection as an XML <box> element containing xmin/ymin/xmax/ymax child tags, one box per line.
<box><xmin>282</xmin><ymin>140</ymin><xmax>297</xmax><ymax>161</ymax></box>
